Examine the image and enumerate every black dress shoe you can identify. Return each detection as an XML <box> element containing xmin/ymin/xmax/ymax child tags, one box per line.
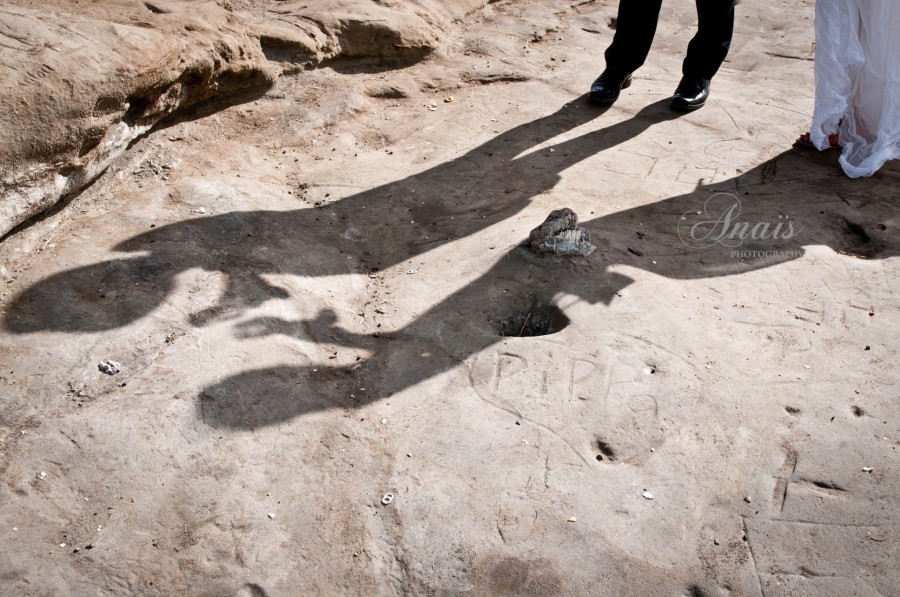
<box><xmin>671</xmin><ymin>76</ymin><xmax>710</xmax><ymax>111</ymax></box>
<box><xmin>589</xmin><ymin>70</ymin><xmax>632</xmax><ymax>105</ymax></box>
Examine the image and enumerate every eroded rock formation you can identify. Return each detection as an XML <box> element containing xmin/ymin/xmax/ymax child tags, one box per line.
<box><xmin>0</xmin><ymin>0</ymin><xmax>487</xmax><ymax>237</ymax></box>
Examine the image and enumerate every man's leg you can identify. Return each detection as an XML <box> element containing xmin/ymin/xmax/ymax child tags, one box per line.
<box><xmin>670</xmin><ymin>0</ymin><xmax>734</xmax><ymax>110</ymax></box>
<box><xmin>591</xmin><ymin>0</ymin><xmax>665</xmax><ymax>104</ymax></box>
<box><xmin>682</xmin><ymin>0</ymin><xmax>736</xmax><ymax>79</ymax></box>
<box><xmin>604</xmin><ymin>0</ymin><xmax>666</xmax><ymax>74</ymax></box>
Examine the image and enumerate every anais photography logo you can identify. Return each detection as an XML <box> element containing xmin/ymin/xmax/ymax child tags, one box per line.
<box><xmin>678</xmin><ymin>193</ymin><xmax>802</xmax><ymax>253</ymax></box>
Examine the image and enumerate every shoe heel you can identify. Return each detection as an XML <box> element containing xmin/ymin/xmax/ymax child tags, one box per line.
<box><xmin>621</xmin><ymin>76</ymin><xmax>632</xmax><ymax>90</ymax></box>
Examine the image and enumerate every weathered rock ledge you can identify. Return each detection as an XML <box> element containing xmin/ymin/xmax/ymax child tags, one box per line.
<box><xmin>0</xmin><ymin>0</ymin><xmax>487</xmax><ymax>238</ymax></box>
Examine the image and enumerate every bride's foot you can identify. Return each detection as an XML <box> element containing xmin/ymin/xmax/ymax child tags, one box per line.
<box><xmin>795</xmin><ymin>132</ymin><xmax>840</xmax><ymax>149</ymax></box>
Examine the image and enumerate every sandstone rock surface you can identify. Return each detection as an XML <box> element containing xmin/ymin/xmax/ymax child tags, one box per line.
<box><xmin>0</xmin><ymin>0</ymin><xmax>274</xmax><ymax>238</ymax></box>
<box><xmin>0</xmin><ymin>0</ymin><xmax>489</xmax><ymax>238</ymax></box>
<box><xmin>3</xmin><ymin>1</ymin><xmax>899</xmax><ymax>596</ymax></box>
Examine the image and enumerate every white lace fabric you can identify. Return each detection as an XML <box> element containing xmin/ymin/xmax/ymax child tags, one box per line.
<box><xmin>811</xmin><ymin>0</ymin><xmax>900</xmax><ymax>177</ymax></box>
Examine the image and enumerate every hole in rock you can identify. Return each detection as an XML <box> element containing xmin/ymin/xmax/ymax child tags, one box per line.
<box><xmin>497</xmin><ymin>300</ymin><xmax>568</xmax><ymax>337</ymax></box>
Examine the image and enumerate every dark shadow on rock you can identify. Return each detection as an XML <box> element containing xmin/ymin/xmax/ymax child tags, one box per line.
<box><xmin>197</xmin><ymin>248</ymin><xmax>633</xmax><ymax>429</ymax></box>
<box><xmin>7</xmin><ymin>94</ymin><xmax>900</xmax><ymax>430</ymax></box>
<box><xmin>198</xmin><ymin>148</ymin><xmax>900</xmax><ymax>429</ymax></box>
<box><xmin>6</xmin><ymin>96</ymin><xmax>678</xmax><ymax>333</ymax></box>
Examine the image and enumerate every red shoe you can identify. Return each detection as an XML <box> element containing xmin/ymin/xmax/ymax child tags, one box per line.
<box><xmin>795</xmin><ymin>132</ymin><xmax>840</xmax><ymax>149</ymax></box>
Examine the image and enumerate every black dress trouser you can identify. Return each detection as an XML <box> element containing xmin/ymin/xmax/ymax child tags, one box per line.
<box><xmin>604</xmin><ymin>0</ymin><xmax>736</xmax><ymax>80</ymax></box>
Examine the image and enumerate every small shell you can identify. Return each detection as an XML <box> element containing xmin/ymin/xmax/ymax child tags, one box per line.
<box><xmin>567</xmin><ymin>517</ymin><xmax>576</xmax><ymax>522</ymax></box>
<box><xmin>642</xmin><ymin>490</ymin><xmax>654</xmax><ymax>500</ymax></box>
<box><xmin>98</xmin><ymin>360</ymin><xmax>121</xmax><ymax>375</ymax></box>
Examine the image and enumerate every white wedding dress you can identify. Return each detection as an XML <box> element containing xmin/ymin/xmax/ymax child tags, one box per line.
<box><xmin>810</xmin><ymin>0</ymin><xmax>900</xmax><ymax>177</ymax></box>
